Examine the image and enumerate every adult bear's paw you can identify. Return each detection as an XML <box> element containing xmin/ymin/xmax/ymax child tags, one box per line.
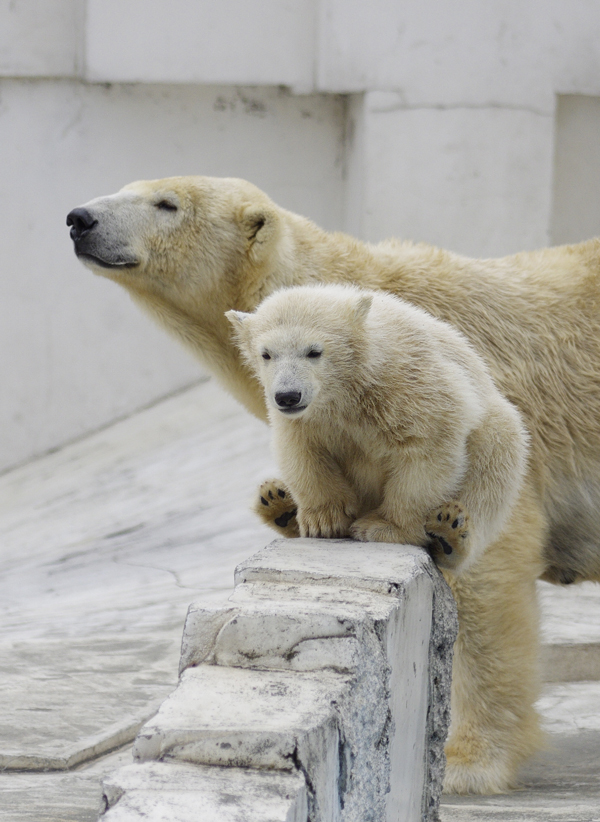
<box><xmin>426</xmin><ymin>501</ymin><xmax>471</xmax><ymax>570</ymax></box>
<box><xmin>254</xmin><ymin>479</ymin><xmax>299</xmax><ymax>537</ymax></box>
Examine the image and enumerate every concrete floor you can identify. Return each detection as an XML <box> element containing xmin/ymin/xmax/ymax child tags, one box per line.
<box><xmin>0</xmin><ymin>379</ymin><xmax>598</xmax><ymax>821</ymax></box>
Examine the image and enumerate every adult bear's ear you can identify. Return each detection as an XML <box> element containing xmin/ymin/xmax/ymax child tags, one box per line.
<box><xmin>240</xmin><ymin>207</ymin><xmax>278</xmax><ymax>259</ymax></box>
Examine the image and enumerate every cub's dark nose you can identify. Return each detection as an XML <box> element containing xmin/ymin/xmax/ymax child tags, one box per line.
<box><xmin>275</xmin><ymin>391</ymin><xmax>302</xmax><ymax>409</ymax></box>
<box><xmin>66</xmin><ymin>208</ymin><xmax>98</xmax><ymax>241</ymax></box>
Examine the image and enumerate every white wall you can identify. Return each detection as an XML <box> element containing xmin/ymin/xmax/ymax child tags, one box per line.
<box><xmin>551</xmin><ymin>95</ymin><xmax>600</xmax><ymax>246</ymax></box>
<box><xmin>2</xmin><ymin>0</ymin><xmax>600</xmax><ymax>471</ymax></box>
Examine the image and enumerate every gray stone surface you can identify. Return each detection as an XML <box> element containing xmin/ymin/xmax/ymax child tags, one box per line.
<box><xmin>423</xmin><ymin>562</ymin><xmax>458</xmax><ymax>822</ymax></box>
<box><xmin>134</xmin><ymin>665</ymin><xmax>347</xmax><ymax>822</ymax></box>
<box><xmin>0</xmin><ymin>380</ymin><xmax>276</xmax><ymax>808</ymax></box>
<box><xmin>101</xmin><ymin>761</ymin><xmax>308</xmax><ymax>822</ymax></box>
<box><xmin>0</xmin><ymin>637</ymin><xmax>177</xmax><ymax>770</ymax></box>
<box><xmin>0</xmin><ymin>745</ymin><xmax>135</xmax><ymax>822</ymax></box>
<box><xmin>148</xmin><ymin>539</ymin><xmax>457</xmax><ymax>822</ymax></box>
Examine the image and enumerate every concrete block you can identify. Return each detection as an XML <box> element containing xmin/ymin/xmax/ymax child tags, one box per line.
<box><xmin>233</xmin><ymin>540</ymin><xmax>457</xmax><ymax>821</ymax></box>
<box><xmin>101</xmin><ymin>761</ymin><xmax>307</xmax><ymax>822</ymax></box>
<box><xmin>179</xmin><ymin>597</ymin><xmax>382</xmax><ymax>675</ymax></box>
<box><xmin>234</xmin><ymin>539</ymin><xmax>430</xmax><ymax>595</ymax></box>
<box><xmin>175</xmin><ymin>540</ymin><xmax>457</xmax><ymax>821</ymax></box>
<box><xmin>133</xmin><ymin>665</ymin><xmax>348</xmax><ymax>821</ymax></box>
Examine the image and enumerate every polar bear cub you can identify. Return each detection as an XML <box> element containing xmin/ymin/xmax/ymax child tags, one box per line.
<box><xmin>227</xmin><ymin>284</ymin><xmax>528</xmax><ymax>572</ymax></box>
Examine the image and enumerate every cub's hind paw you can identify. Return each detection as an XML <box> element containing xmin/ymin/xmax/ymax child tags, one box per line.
<box><xmin>254</xmin><ymin>479</ymin><xmax>299</xmax><ymax>537</ymax></box>
<box><xmin>425</xmin><ymin>501</ymin><xmax>471</xmax><ymax>571</ymax></box>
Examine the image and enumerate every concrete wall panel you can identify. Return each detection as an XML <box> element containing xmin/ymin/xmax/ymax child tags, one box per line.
<box><xmin>0</xmin><ymin>0</ymin><xmax>81</xmax><ymax>78</ymax></box>
<box><xmin>350</xmin><ymin>92</ymin><xmax>554</xmax><ymax>256</ymax></box>
<box><xmin>318</xmin><ymin>0</ymin><xmax>600</xmax><ymax>108</ymax></box>
<box><xmin>85</xmin><ymin>0</ymin><xmax>316</xmax><ymax>90</ymax></box>
<box><xmin>551</xmin><ymin>95</ymin><xmax>600</xmax><ymax>246</ymax></box>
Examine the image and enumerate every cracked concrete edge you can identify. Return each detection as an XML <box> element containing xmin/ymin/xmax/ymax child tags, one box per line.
<box><xmin>422</xmin><ymin>566</ymin><xmax>458</xmax><ymax>822</ymax></box>
<box><xmin>100</xmin><ymin>760</ymin><xmax>309</xmax><ymax>822</ymax></box>
<box><xmin>102</xmin><ymin>541</ymin><xmax>456</xmax><ymax>821</ymax></box>
<box><xmin>0</xmin><ymin>714</ymin><xmax>151</xmax><ymax>772</ymax></box>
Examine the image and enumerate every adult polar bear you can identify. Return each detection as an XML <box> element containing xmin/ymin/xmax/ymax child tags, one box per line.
<box><xmin>67</xmin><ymin>176</ymin><xmax>600</xmax><ymax>794</ymax></box>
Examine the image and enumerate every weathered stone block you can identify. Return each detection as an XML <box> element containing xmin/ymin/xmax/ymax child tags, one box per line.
<box><xmin>101</xmin><ymin>760</ymin><xmax>308</xmax><ymax>822</ymax></box>
<box><xmin>133</xmin><ymin>665</ymin><xmax>348</xmax><ymax>821</ymax></box>
<box><xmin>171</xmin><ymin>540</ymin><xmax>458</xmax><ymax>821</ymax></box>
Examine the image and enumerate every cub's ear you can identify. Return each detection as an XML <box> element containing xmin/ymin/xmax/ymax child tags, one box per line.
<box><xmin>353</xmin><ymin>294</ymin><xmax>373</xmax><ymax>322</ymax></box>
<box><xmin>225</xmin><ymin>309</ymin><xmax>254</xmax><ymax>351</ymax></box>
<box><xmin>240</xmin><ymin>206</ymin><xmax>279</xmax><ymax>259</ymax></box>
<box><xmin>225</xmin><ymin>309</ymin><xmax>253</xmax><ymax>329</ymax></box>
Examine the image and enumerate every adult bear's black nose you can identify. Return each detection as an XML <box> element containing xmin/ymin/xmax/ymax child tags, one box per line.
<box><xmin>275</xmin><ymin>391</ymin><xmax>302</xmax><ymax>409</ymax></box>
<box><xmin>66</xmin><ymin>207</ymin><xmax>98</xmax><ymax>241</ymax></box>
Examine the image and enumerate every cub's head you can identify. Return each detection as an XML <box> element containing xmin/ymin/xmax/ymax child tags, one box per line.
<box><xmin>66</xmin><ymin>176</ymin><xmax>282</xmax><ymax>307</ymax></box>
<box><xmin>226</xmin><ymin>285</ymin><xmax>373</xmax><ymax>420</ymax></box>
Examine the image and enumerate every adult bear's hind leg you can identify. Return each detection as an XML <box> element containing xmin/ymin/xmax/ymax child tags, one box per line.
<box><xmin>443</xmin><ymin>485</ymin><xmax>547</xmax><ymax>794</ymax></box>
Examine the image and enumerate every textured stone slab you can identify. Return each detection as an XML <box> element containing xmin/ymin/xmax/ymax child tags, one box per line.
<box><xmin>176</xmin><ymin>540</ymin><xmax>456</xmax><ymax>822</ymax></box>
<box><xmin>134</xmin><ymin>665</ymin><xmax>346</xmax><ymax>822</ymax></box>
<box><xmin>235</xmin><ymin>540</ymin><xmax>457</xmax><ymax>820</ymax></box>
<box><xmin>134</xmin><ymin>664</ymin><xmax>347</xmax><ymax>769</ymax></box>
<box><xmin>101</xmin><ymin>761</ymin><xmax>307</xmax><ymax>822</ymax></box>
<box><xmin>0</xmin><ymin>745</ymin><xmax>134</xmax><ymax>822</ymax></box>
<box><xmin>539</xmin><ymin>579</ymin><xmax>600</xmax><ymax>682</ymax></box>
<box><xmin>542</xmin><ymin>642</ymin><xmax>600</xmax><ymax>682</ymax></box>
<box><xmin>0</xmin><ymin>381</ymin><xmax>276</xmax><ymax>773</ymax></box>
<box><xmin>180</xmin><ymin>595</ymin><xmax>390</xmax><ymax>675</ymax></box>
<box><xmin>0</xmin><ymin>636</ymin><xmax>178</xmax><ymax>770</ymax></box>
<box><xmin>538</xmin><ymin>581</ymin><xmax>600</xmax><ymax>645</ymax></box>
<box><xmin>235</xmin><ymin>538</ymin><xmax>430</xmax><ymax>595</ymax></box>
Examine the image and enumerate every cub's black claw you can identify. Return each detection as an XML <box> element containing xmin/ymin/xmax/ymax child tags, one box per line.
<box><xmin>260</xmin><ymin>496</ymin><xmax>268</xmax><ymax>506</ymax></box>
<box><xmin>268</xmin><ymin>491</ymin><xmax>275</xmax><ymax>500</ymax></box>
<box><xmin>274</xmin><ymin>509</ymin><xmax>298</xmax><ymax>528</ymax></box>
<box><xmin>452</xmin><ymin>518</ymin><xmax>459</xmax><ymax>529</ymax></box>
<box><xmin>427</xmin><ymin>532</ymin><xmax>453</xmax><ymax>556</ymax></box>
<box><xmin>277</xmin><ymin>488</ymin><xmax>286</xmax><ymax>498</ymax></box>
<box><xmin>440</xmin><ymin>537</ymin><xmax>453</xmax><ymax>555</ymax></box>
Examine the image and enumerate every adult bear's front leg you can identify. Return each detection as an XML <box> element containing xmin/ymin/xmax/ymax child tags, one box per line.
<box><xmin>442</xmin><ymin>486</ymin><xmax>547</xmax><ymax>794</ymax></box>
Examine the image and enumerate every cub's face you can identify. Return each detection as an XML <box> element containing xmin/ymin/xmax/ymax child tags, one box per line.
<box><xmin>227</xmin><ymin>286</ymin><xmax>373</xmax><ymax>420</ymax></box>
<box><xmin>246</xmin><ymin>326</ymin><xmax>327</xmax><ymax>418</ymax></box>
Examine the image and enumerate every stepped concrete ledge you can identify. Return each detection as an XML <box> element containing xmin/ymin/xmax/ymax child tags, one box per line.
<box><xmin>101</xmin><ymin>540</ymin><xmax>458</xmax><ymax>822</ymax></box>
<box><xmin>2</xmin><ymin>380</ymin><xmax>599</xmax><ymax>820</ymax></box>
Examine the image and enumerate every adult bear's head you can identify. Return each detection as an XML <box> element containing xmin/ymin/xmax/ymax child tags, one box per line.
<box><xmin>66</xmin><ymin>176</ymin><xmax>285</xmax><ymax>309</ymax></box>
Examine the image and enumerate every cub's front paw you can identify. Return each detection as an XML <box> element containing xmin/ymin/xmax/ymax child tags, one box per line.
<box><xmin>254</xmin><ymin>479</ymin><xmax>299</xmax><ymax>537</ymax></box>
<box><xmin>425</xmin><ymin>501</ymin><xmax>471</xmax><ymax>570</ymax></box>
<box><xmin>298</xmin><ymin>504</ymin><xmax>355</xmax><ymax>539</ymax></box>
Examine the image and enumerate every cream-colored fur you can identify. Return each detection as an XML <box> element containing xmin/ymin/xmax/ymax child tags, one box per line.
<box><xmin>227</xmin><ymin>284</ymin><xmax>528</xmax><ymax>576</ymax></box>
<box><xmin>69</xmin><ymin>175</ymin><xmax>600</xmax><ymax>794</ymax></box>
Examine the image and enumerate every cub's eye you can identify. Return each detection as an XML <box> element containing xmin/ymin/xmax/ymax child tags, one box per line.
<box><xmin>155</xmin><ymin>200</ymin><xmax>178</xmax><ymax>212</ymax></box>
<box><xmin>261</xmin><ymin>351</ymin><xmax>271</xmax><ymax>360</ymax></box>
<box><xmin>307</xmin><ymin>349</ymin><xmax>322</xmax><ymax>359</ymax></box>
